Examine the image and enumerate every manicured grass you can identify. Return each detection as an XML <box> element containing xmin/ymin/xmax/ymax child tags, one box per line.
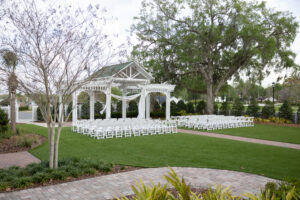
<box><xmin>18</xmin><ymin>124</ymin><xmax>300</xmax><ymax>180</ymax></box>
<box><xmin>204</xmin><ymin>124</ymin><xmax>300</xmax><ymax>144</ymax></box>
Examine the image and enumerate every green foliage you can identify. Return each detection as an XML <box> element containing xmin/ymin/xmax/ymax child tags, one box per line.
<box><xmin>153</xmin><ymin>101</ymin><xmax>161</xmax><ymax>112</ymax></box>
<box><xmin>186</xmin><ymin>102</ymin><xmax>195</xmax><ymax>114</ymax></box>
<box><xmin>128</xmin><ymin>101</ymin><xmax>138</xmax><ymax>112</ymax></box>
<box><xmin>94</xmin><ymin>101</ymin><xmax>103</xmax><ymax>116</ymax></box>
<box><xmin>171</xmin><ymin>101</ymin><xmax>178</xmax><ymax>115</ymax></box>
<box><xmin>0</xmin><ymin>97</ymin><xmax>9</xmax><ymax>106</ymax></box>
<box><xmin>196</xmin><ymin>101</ymin><xmax>206</xmax><ymax>114</ymax></box>
<box><xmin>81</xmin><ymin>103</ymin><xmax>89</xmax><ymax>118</ymax></box>
<box><xmin>247</xmin><ymin>98</ymin><xmax>260</xmax><ymax>117</ymax></box>
<box><xmin>232</xmin><ymin>99</ymin><xmax>244</xmax><ymax>116</ymax></box>
<box><xmin>36</xmin><ymin>107</ymin><xmax>43</xmax><ymax>121</ymax></box>
<box><xmin>177</xmin><ymin>100</ymin><xmax>186</xmax><ymax>112</ymax></box>
<box><xmin>262</xmin><ymin>102</ymin><xmax>275</xmax><ymax>119</ymax></box>
<box><xmin>214</xmin><ymin>103</ymin><xmax>219</xmax><ymax>115</ymax></box>
<box><xmin>0</xmin><ymin>108</ymin><xmax>9</xmax><ymax>133</ymax></box>
<box><xmin>279</xmin><ymin>100</ymin><xmax>294</xmax><ymax>121</ymax></box>
<box><xmin>19</xmin><ymin>106</ymin><xmax>29</xmax><ymax>111</ymax></box>
<box><xmin>220</xmin><ymin>102</ymin><xmax>229</xmax><ymax>116</ymax></box>
<box><xmin>0</xmin><ymin>157</ymin><xmax>113</xmax><ymax>191</ymax></box>
<box><xmin>116</xmin><ymin>101</ymin><xmax>122</xmax><ymax>112</ymax></box>
<box><xmin>263</xmin><ymin>180</ymin><xmax>300</xmax><ymax>200</ymax></box>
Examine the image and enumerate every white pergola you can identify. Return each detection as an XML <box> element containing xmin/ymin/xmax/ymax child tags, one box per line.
<box><xmin>72</xmin><ymin>61</ymin><xmax>175</xmax><ymax>123</ymax></box>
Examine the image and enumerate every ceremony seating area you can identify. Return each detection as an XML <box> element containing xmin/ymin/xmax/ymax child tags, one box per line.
<box><xmin>72</xmin><ymin>118</ymin><xmax>178</xmax><ymax>139</ymax></box>
<box><xmin>172</xmin><ymin>115</ymin><xmax>254</xmax><ymax>130</ymax></box>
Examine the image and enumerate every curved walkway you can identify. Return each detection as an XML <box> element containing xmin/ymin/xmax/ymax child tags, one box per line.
<box><xmin>179</xmin><ymin>129</ymin><xmax>300</xmax><ymax>150</ymax></box>
<box><xmin>0</xmin><ymin>167</ymin><xmax>276</xmax><ymax>200</ymax></box>
<box><xmin>0</xmin><ymin>151</ymin><xmax>40</xmax><ymax>169</ymax></box>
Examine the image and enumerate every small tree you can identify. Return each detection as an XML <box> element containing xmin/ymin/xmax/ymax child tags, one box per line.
<box><xmin>246</xmin><ymin>98</ymin><xmax>260</xmax><ymax>117</ymax></box>
<box><xmin>220</xmin><ymin>102</ymin><xmax>229</xmax><ymax>116</ymax></box>
<box><xmin>232</xmin><ymin>99</ymin><xmax>244</xmax><ymax>116</ymax></box>
<box><xmin>261</xmin><ymin>101</ymin><xmax>275</xmax><ymax>119</ymax></box>
<box><xmin>196</xmin><ymin>100</ymin><xmax>206</xmax><ymax>114</ymax></box>
<box><xmin>94</xmin><ymin>102</ymin><xmax>103</xmax><ymax>115</ymax></box>
<box><xmin>128</xmin><ymin>101</ymin><xmax>138</xmax><ymax>112</ymax></box>
<box><xmin>81</xmin><ymin>103</ymin><xmax>90</xmax><ymax>119</ymax></box>
<box><xmin>170</xmin><ymin>101</ymin><xmax>177</xmax><ymax>115</ymax></box>
<box><xmin>214</xmin><ymin>103</ymin><xmax>219</xmax><ymax>115</ymax></box>
<box><xmin>279</xmin><ymin>100</ymin><xmax>293</xmax><ymax>121</ymax></box>
<box><xmin>0</xmin><ymin>108</ymin><xmax>9</xmax><ymax>133</ymax></box>
<box><xmin>186</xmin><ymin>102</ymin><xmax>194</xmax><ymax>114</ymax></box>
<box><xmin>153</xmin><ymin>101</ymin><xmax>161</xmax><ymax>112</ymax></box>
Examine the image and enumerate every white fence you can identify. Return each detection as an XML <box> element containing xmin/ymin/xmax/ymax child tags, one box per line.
<box><xmin>0</xmin><ymin>102</ymin><xmax>38</xmax><ymax>122</ymax></box>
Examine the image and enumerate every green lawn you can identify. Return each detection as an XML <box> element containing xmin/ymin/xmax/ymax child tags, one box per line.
<box><xmin>18</xmin><ymin>124</ymin><xmax>300</xmax><ymax>180</ymax></box>
<box><xmin>204</xmin><ymin>124</ymin><xmax>300</xmax><ymax>144</ymax></box>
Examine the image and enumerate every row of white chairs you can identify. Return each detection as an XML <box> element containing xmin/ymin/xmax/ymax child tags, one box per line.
<box><xmin>171</xmin><ymin>115</ymin><xmax>254</xmax><ymax>130</ymax></box>
<box><xmin>72</xmin><ymin>119</ymin><xmax>178</xmax><ymax>139</ymax></box>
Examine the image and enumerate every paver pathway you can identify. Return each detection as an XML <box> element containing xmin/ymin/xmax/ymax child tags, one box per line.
<box><xmin>0</xmin><ymin>151</ymin><xmax>40</xmax><ymax>169</ymax></box>
<box><xmin>0</xmin><ymin>167</ymin><xmax>276</xmax><ymax>200</ymax></box>
<box><xmin>179</xmin><ymin>129</ymin><xmax>300</xmax><ymax>150</ymax></box>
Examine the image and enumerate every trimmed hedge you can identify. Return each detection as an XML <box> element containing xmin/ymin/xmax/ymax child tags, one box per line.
<box><xmin>0</xmin><ymin>108</ymin><xmax>9</xmax><ymax>133</ymax></box>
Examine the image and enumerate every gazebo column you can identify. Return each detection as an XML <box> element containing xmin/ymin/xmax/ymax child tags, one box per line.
<box><xmin>72</xmin><ymin>91</ymin><xmax>78</xmax><ymax>124</ymax></box>
<box><xmin>106</xmin><ymin>86</ymin><xmax>111</xmax><ymax>119</ymax></box>
<box><xmin>89</xmin><ymin>91</ymin><xmax>95</xmax><ymax>120</ymax></box>
<box><xmin>146</xmin><ymin>93</ymin><xmax>150</xmax><ymax>119</ymax></box>
<box><xmin>138</xmin><ymin>89</ymin><xmax>146</xmax><ymax>119</ymax></box>
<box><xmin>165</xmin><ymin>91</ymin><xmax>171</xmax><ymax>120</ymax></box>
<box><xmin>122</xmin><ymin>88</ymin><xmax>127</xmax><ymax>119</ymax></box>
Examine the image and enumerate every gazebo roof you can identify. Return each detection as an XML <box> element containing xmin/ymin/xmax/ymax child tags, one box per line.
<box><xmin>93</xmin><ymin>62</ymin><xmax>132</xmax><ymax>78</ymax></box>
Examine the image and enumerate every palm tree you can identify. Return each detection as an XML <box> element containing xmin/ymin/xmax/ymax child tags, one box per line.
<box><xmin>0</xmin><ymin>50</ymin><xmax>18</xmax><ymax>134</ymax></box>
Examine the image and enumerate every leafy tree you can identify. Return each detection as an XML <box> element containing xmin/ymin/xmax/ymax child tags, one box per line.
<box><xmin>153</xmin><ymin>101</ymin><xmax>161</xmax><ymax>112</ymax></box>
<box><xmin>176</xmin><ymin>100</ymin><xmax>186</xmax><ymax>112</ymax></box>
<box><xmin>246</xmin><ymin>98</ymin><xmax>260</xmax><ymax>117</ymax></box>
<box><xmin>279</xmin><ymin>100</ymin><xmax>293</xmax><ymax>121</ymax></box>
<box><xmin>261</xmin><ymin>101</ymin><xmax>275</xmax><ymax>119</ymax></box>
<box><xmin>186</xmin><ymin>102</ymin><xmax>195</xmax><ymax>114</ymax></box>
<box><xmin>132</xmin><ymin>0</ymin><xmax>298</xmax><ymax>114</ymax></box>
<box><xmin>0</xmin><ymin>50</ymin><xmax>18</xmax><ymax>134</ymax></box>
<box><xmin>0</xmin><ymin>108</ymin><xmax>9</xmax><ymax>133</ymax></box>
<box><xmin>94</xmin><ymin>101</ymin><xmax>103</xmax><ymax>115</ymax></box>
<box><xmin>116</xmin><ymin>101</ymin><xmax>122</xmax><ymax>113</ymax></box>
<box><xmin>232</xmin><ymin>99</ymin><xmax>244</xmax><ymax>116</ymax></box>
<box><xmin>214</xmin><ymin>103</ymin><xmax>219</xmax><ymax>115</ymax></box>
<box><xmin>81</xmin><ymin>103</ymin><xmax>89</xmax><ymax>118</ymax></box>
<box><xmin>128</xmin><ymin>101</ymin><xmax>138</xmax><ymax>112</ymax></box>
<box><xmin>196</xmin><ymin>100</ymin><xmax>206</xmax><ymax>114</ymax></box>
<box><xmin>170</xmin><ymin>101</ymin><xmax>178</xmax><ymax>114</ymax></box>
<box><xmin>220</xmin><ymin>101</ymin><xmax>229</xmax><ymax>116</ymax></box>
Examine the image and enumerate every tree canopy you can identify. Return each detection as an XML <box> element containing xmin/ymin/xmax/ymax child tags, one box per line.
<box><xmin>132</xmin><ymin>0</ymin><xmax>299</xmax><ymax>113</ymax></box>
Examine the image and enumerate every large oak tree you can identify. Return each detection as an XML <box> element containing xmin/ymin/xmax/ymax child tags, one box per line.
<box><xmin>131</xmin><ymin>0</ymin><xmax>299</xmax><ymax>113</ymax></box>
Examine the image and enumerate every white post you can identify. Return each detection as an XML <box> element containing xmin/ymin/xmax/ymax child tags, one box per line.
<box><xmin>165</xmin><ymin>92</ymin><xmax>170</xmax><ymax>120</ymax></box>
<box><xmin>106</xmin><ymin>86</ymin><xmax>111</xmax><ymax>119</ymax></box>
<box><xmin>15</xmin><ymin>100</ymin><xmax>19</xmax><ymax>123</ymax></box>
<box><xmin>89</xmin><ymin>91</ymin><xmax>95</xmax><ymax>120</ymax></box>
<box><xmin>122</xmin><ymin>88</ymin><xmax>127</xmax><ymax>119</ymax></box>
<box><xmin>72</xmin><ymin>91</ymin><xmax>78</xmax><ymax>124</ymax></box>
<box><xmin>146</xmin><ymin>93</ymin><xmax>150</xmax><ymax>119</ymax></box>
<box><xmin>59</xmin><ymin>93</ymin><xmax>64</xmax><ymax>123</ymax></box>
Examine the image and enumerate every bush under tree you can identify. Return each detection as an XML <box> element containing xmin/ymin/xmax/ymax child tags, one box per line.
<box><xmin>246</xmin><ymin>98</ymin><xmax>260</xmax><ymax>117</ymax></box>
<box><xmin>170</xmin><ymin>101</ymin><xmax>178</xmax><ymax>115</ymax></box>
<box><xmin>279</xmin><ymin>100</ymin><xmax>293</xmax><ymax>121</ymax></box>
<box><xmin>81</xmin><ymin>103</ymin><xmax>89</xmax><ymax>118</ymax></box>
<box><xmin>261</xmin><ymin>101</ymin><xmax>275</xmax><ymax>119</ymax></box>
<box><xmin>196</xmin><ymin>100</ymin><xmax>206</xmax><ymax>114</ymax></box>
<box><xmin>186</xmin><ymin>102</ymin><xmax>195</xmax><ymax>113</ymax></box>
<box><xmin>220</xmin><ymin>101</ymin><xmax>229</xmax><ymax>116</ymax></box>
<box><xmin>232</xmin><ymin>99</ymin><xmax>244</xmax><ymax>116</ymax></box>
<box><xmin>176</xmin><ymin>100</ymin><xmax>186</xmax><ymax>112</ymax></box>
<box><xmin>214</xmin><ymin>103</ymin><xmax>219</xmax><ymax>115</ymax></box>
<box><xmin>0</xmin><ymin>108</ymin><xmax>9</xmax><ymax>133</ymax></box>
<box><xmin>128</xmin><ymin>101</ymin><xmax>138</xmax><ymax>112</ymax></box>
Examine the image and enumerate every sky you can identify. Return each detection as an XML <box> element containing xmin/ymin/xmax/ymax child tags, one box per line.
<box><xmin>76</xmin><ymin>0</ymin><xmax>300</xmax><ymax>88</ymax></box>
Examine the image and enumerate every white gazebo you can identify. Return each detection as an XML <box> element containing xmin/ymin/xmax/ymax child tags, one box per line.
<box><xmin>72</xmin><ymin>61</ymin><xmax>175</xmax><ymax>123</ymax></box>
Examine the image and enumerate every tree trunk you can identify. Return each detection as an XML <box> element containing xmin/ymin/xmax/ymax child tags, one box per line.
<box><xmin>49</xmin><ymin>123</ymin><xmax>55</xmax><ymax>168</ymax></box>
<box><xmin>54</xmin><ymin>126</ymin><xmax>62</xmax><ymax>168</ymax></box>
<box><xmin>10</xmin><ymin>90</ymin><xmax>16</xmax><ymax>134</ymax></box>
<box><xmin>206</xmin><ymin>81</ymin><xmax>215</xmax><ymax>114</ymax></box>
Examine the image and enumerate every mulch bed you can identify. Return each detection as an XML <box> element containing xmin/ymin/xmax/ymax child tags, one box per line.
<box><xmin>0</xmin><ymin>134</ymin><xmax>46</xmax><ymax>154</ymax></box>
<box><xmin>3</xmin><ymin>165</ymin><xmax>140</xmax><ymax>193</ymax></box>
<box><xmin>255</xmin><ymin>122</ymin><xmax>300</xmax><ymax>128</ymax></box>
<box><xmin>115</xmin><ymin>187</ymin><xmax>207</xmax><ymax>199</ymax></box>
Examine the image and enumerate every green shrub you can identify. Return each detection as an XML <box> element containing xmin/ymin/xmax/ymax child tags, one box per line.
<box><xmin>263</xmin><ymin>179</ymin><xmax>300</xmax><ymax>200</ymax></box>
<box><xmin>171</xmin><ymin>101</ymin><xmax>178</xmax><ymax>115</ymax></box>
<box><xmin>186</xmin><ymin>102</ymin><xmax>195</xmax><ymax>114</ymax></box>
<box><xmin>0</xmin><ymin>182</ymin><xmax>9</xmax><ymax>191</ymax></box>
<box><xmin>0</xmin><ymin>108</ymin><xmax>9</xmax><ymax>133</ymax></box>
<box><xmin>99</xmin><ymin>163</ymin><xmax>113</xmax><ymax>172</ymax></box>
<box><xmin>50</xmin><ymin>170</ymin><xmax>68</xmax><ymax>180</ymax></box>
<box><xmin>32</xmin><ymin>172</ymin><xmax>51</xmax><ymax>184</ymax></box>
<box><xmin>262</xmin><ymin>102</ymin><xmax>275</xmax><ymax>119</ymax></box>
<box><xmin>177</xmin><ymin>100</ymin><xmax>186</xmax><ymax>112</ymax></box>
<box><xmin>246</xmin><ymin>98</ymin><xmax>260</xmax><ymax>117</ymax></box>
<box><xmin>36</xmin><ymin>107</ymin><xmax>44</xmax><ymax>121</ymax></box>
<box><xmin>150</xmin><ymin>111</ymin><xmax>165</xmax><ymax>118</ymax></box>
<box><xmin>279</xmin><ymin>100</ymin><xmax>294</xmax><ymax>121</ymax></box>
<box><xmin>94</xmin><ymin>101</ymin><xmax>103</xmax><ymax>116</ymax></box>
<box><xmin>196</xmin><ymin>100</ymin><xmax>206</xmax><ymax>114</ymax></box>
<box><xmin>220</xmin><ymin>101</ymin><xmax>229</xmax><ymax>116</ymax></box>
<box><xmin>11</xmin><ymin>177</ymin><xmax>33</xmax><ymax>188</ymax></box>
<box><xmin>232</xmin><ymin>99</ymin><xmax>244</xmax><ymax>116</ymax></box>
<box><xmin>19</xmin><ymin>106</ymin><xmax>29</xmax><ymax>111</ymax></box>
<box><xmin>83</xmin><ymin>168</ymin><xmax>97</xmax><ymax>175</ymax></box>
<box><xmin>81</xmin><ymin>102</ymin><xmax>90</xmax><ymax>118</ymax></box>
<box><xmin>214</xmin><ymin>103</ymin><xmax>218</xmax><ymax>114</ymax></box>
<box><xmin>128</xmin><ymin>101</ymin><xmax>138</xmax><ymax>112</ymax></box>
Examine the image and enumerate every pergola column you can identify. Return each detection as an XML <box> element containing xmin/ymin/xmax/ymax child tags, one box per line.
<box><xmin>146</xmin><ymin>93</ymin><xmax>150</xmax><ymax>119</ymax></box>
<box><xmin>106</xmin><ymin>86</ymin><xmax>111</xmax><ymax>119</ymax></box>
<box><xmin>138</xmin><ymin>89</ymin><xmax>146</xmax><ymax>119</ymax></box>
<box><xmin>89</xmin><ymin>91</ymin><xmax>95</xmax><ymax>120</ymax></box>
<box><xmin>165</xmin><ymin>91</ymin><xmax>171</xmax><ymax>120</ymax></box>
<box><xmin>72</xmin><ymin>91</ymin><xmax>78</xmax><ymax>124</ymax></box>
<box><xmin>122</xmin><ymin>88</ymin><xmax>127</xmax><ymax>119</ymax></box>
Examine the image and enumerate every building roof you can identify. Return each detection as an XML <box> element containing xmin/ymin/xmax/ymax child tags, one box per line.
<box><xmin>93</xmin><ymin>62</ymin><xmax>133</xmax><ymax>78</ymax></box>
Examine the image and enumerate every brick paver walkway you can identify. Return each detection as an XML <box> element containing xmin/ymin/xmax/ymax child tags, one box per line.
<box><xmin>179</xmin><ymin>129</ymin><xmax>300</xmax><ymax>150</ymax></box>
<box><xmin>0</xmin><ymin>167</ymin><xmax>276</xmax><ymax>200</ymax></box>
<box><xmin>0</xmin><ymin>151</ymin><xmax>40</xmax><ymax>169</ymax></box>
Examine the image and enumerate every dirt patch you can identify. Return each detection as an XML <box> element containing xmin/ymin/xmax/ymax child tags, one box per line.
<box><xmin>114</xmin><ymin>187</ymin><xmax>207</xmax><ymax>199</ymax></box>
<box><xmin>255</xmin><ymin>122</ymin><xmax>300</xmax><ymax>128</ymax></box>
<box><xmin>0</xmin><ymin>134</ymin><xmax>46</xmax><ymax>154</ymax></box>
